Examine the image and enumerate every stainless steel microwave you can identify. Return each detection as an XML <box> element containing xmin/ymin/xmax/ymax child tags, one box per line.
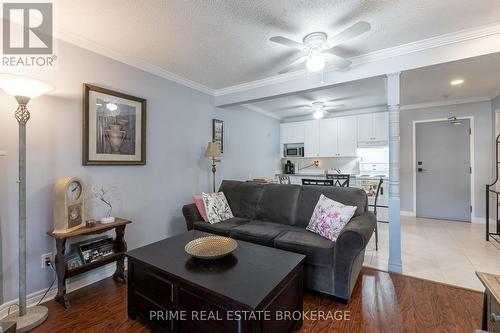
<box><xmin>284</xmin><ymin>144</ymin><xmax>304</xmax><ymax>157</ymax></box>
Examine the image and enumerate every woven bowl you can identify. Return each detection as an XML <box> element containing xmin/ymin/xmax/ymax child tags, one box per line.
<box><xmin>185</xmin><ymin>236</ymin><xmax>238</xmax><ymax>259</ymax></box>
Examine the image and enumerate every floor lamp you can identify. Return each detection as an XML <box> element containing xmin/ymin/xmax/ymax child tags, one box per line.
<box><xmin>0</xmin><ymin>74</ymin><xmax>53</xmax><ymax>332</ymax></box>
<box><xmin>205</xmin><ymin>142</ymin><xmax>222</xmax><ymax>192</ymax></box>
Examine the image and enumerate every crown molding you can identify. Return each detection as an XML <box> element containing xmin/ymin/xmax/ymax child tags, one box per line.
<box><xmin>55</xmin><ymin>28</ymin><xmax>215</xmax><ymax>96</ymax></box>
<box><xmin>400</xmin><ymin>96</ymin><xmax>491</xmax><ymax>111</ymax></box>
<box><xmin>241</xmin><ymin>104</ymin><xmax>282</xmax><ymax>120</ymax></box>
<box><xmin>214</xmin><ymin>21</ymin><xmax>500</xmax><ymax>97</ymax></box>
<box><xmin>56</xmin><ymin>21</ymin><xmax>500</xmax><ymax>99</ymax></box>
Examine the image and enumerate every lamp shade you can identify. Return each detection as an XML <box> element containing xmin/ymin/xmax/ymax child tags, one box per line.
<box><xmin>205</xmin><ymin>142</ymin><xmax>222</xmax><ymax>157</ymax></box>
<box><xmin>0</xmin><ymin>73</ymin><xmax>53</xmax><ymax>99</ymax></box>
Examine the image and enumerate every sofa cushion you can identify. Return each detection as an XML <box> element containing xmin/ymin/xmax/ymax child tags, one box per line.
<box><xmin>255</xmin><ymin>184</ymin><xmax>302</xmax><ymax>225</ymax></box>
<box><xmin>295</xmin><ymin>186</ymin><xmax>368</xmax><ymax>227</ymax></box>
<box><xmin>193</xmin><ymin>217</ymin><xmax>250</xmax><ymax>236</ymax></box>
<box><xmin>229</xmin><ymin>220</ymin><xmax>293</xmax><ymax>246</ymax></box>
<box><xmin>219</xmin><ymin>180</ymin><xmax>265</xmax><ymax>220</ymax></box>
<box><xmin>274</xmin><ymin>229</ymin><xmax>335</xmax><ymax>266</ymax></box>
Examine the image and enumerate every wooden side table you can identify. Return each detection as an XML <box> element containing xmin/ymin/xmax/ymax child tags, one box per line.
<box><xmin>47</xmin><ymin>218</ymin><xmax>131</xmax><ymax>309</ymax></box>
<box><xmin>477</xmin><ymin>271</ymin><xmax>500</xmax><ymax>332</ymax></box>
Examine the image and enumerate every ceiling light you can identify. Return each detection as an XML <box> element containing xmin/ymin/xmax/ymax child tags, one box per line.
<box><xmin>313</xmin><ymin>110</ymin><xmax>324</xmax><ymax>119</ymax></box>
<box><xmin>106</xmin><ymin>102</ymin><xmax>118</xmax><ymax>111</ymax></box>
<box><xmin>450</xmin><ymin>79</ymin><xmax>464</xmax><ymax>86</ymax></box>
<box><xmin>306</xmin><ymin>54</ymin><xmax>326</xmax><ymax>72</ymax></box>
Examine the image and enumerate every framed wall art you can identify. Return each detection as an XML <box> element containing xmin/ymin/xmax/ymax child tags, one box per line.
<box><xmin>212</xmin><ymin>119</ymin><xmax>224</xmax><ymax>153</ymax></box>
<box><xmin>82</xmin><ymin>84</ymin><xmax>147</xmax><ymax>165</ymax></box>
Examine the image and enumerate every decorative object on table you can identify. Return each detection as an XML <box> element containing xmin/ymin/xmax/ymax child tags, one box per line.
<box><xmin>0</xmin><ymin>73</ymin><xmax>53</xmax><ymax>331</ymax></box>
<box><xmin>192</xmin><ymin>195</ymin><xmax>208</xmax><ymax>222</ymax></box>
<box><xmin>75</xmin><ymin>236</ymin><xmax>115</xmax><ymax>264</ymax></box>
<box><xmin>212</xmin><ymin>119</ymin><xmax>224</xmax><ymax>153</ymax></box>
<box><xmin>53</xmin><ymin>177</ymin><xmax>86</xmax><ymax>234</ymax></box>
<box><xmin>47</xmin><ymin>218</ymin><xmax>131</xmax><ymax>308</ymax></box>
<box><xmin>185</xmin><ymin>235</ymin><xmax>237</xmax><ymax>259</ymax></box>
<box><xmin>64</xmin><ymin>252</ymin><xmax>83</xmax><ymax>270</ymax></box>
<box><xmin>204</xmin><ymin>141</ymin><xmax>222</xmax><ymax>192</ymax></box>
<box><xmin>91</xmin><ymin>184</ymin><xmax>118</xmax><ymax>224</ymax></box>
<box><xmin>85</xmin><ymin>219</ymin><xmax>96</xmax><ymax>228</ymax></box>
<box><xmin>302</xmin><ymin>178</ymin><xmax>334</xmax><ymax>186</ymax></box>
<box><xmin>82</xmin><ymin>84</ymin><xmax>146</xmax><ymax>165</ymax></box>
<box><xmin>326</xmin><ymin>174</ymin><xmax>350</xmax><ymax>187</ymax></box>
<box><xmin>201</xmin><ymin>192</ymin><xmax>233</xmax><ymax>224</ymax></box>
<box><xmin>306</xmin><ymin>194</ymin><xmax>357</xmax><ymax>241</ymax></box>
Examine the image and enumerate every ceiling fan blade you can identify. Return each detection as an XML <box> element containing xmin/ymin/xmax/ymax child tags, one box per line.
<box><xmin>278</xmin><ymin>56</ymin><xmax>308</xmax><ymax>74</ymax></box>
<box><xmin>326</xmin><ymin>104</ymin><xmax>346</xmax><ymax>108</ymax></box>
<box><xmin>324</xmin><ymin>52</ymin><xmax>352</xmax><ymax>69</ymax></box>
<box><xmin>324</xmin><ymin>107</ymin><xmax>345</xmax><ymax>112</ymax></box>
<box><xmin>270</xmin><ymin>36</ymin><xmax>304</xmax><ymax>49</ymax></box>
<box><xmin>326</xmin><ymin>21</ymin><xmax>371</xmax><ymax>48</ymax></box>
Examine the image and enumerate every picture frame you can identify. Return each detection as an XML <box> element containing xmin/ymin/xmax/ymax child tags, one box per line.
<box><xmin>82</xmin><ymin>84</ymin><xmax>147</xmax><ymax>165</ymax></box>
<box><xmin>212</xmin><ymin>119</ymin><xmax>224</xmax><ymax>153</ymax></box>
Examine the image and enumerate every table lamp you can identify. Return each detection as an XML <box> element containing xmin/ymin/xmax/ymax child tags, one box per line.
<box><xmin>205</xmin><ymin>142</ymin><xmax>222</xmax><ymax>192</ymax></box>
<box><xmin>0</xmin><ymin>73</ymin><xmax>53</xmax><ymax>332</ymax></box>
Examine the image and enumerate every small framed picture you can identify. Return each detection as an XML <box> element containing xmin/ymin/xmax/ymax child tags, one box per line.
<box><xmin>212</xmin><ymin>119</ymin><xmax>224</xmax><ymax>153</ymax></box>
<box><xmin>82</xmin><ymin>84</ymin><xmax>147</xmax><ymax>165</ymax></box>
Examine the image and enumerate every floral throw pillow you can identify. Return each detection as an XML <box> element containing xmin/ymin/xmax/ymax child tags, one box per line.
<box><xmin>306</xmin><ymin>194</ymin><xmax>357</xmax><ymax>241</ymax></box>
<box><xmin>202</xmin><ymin>192</ymin><xmax>234</xmax><ymax>224</ymax></box>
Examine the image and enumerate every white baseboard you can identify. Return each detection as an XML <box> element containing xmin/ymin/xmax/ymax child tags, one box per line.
<box><xmin>400</xmin><ymin>211</ymin><xmax>416</xmax><ymax>217</ymax></box>
<box><xmin>0</xmin><ymin>263</ymin><xmax>118</xmax><ymax>319</ymax></box>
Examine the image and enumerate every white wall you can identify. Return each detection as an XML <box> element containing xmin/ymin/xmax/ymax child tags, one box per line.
<box><xmin>399</xmin><ymin>101</ymin><xmax>494</xmax><ymax>218</ymax></box>
<box><xmin>0</xmin><ymin>41</ymin><xmax>279</xmax><ymax>305</ymax></box>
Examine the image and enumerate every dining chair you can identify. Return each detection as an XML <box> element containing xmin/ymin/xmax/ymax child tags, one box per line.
<box><xmin>368</xmin><ymin>177</ymin><xmax>385</xmax><ymax>251</ymax></box>
<box><xmin>301</xmin><ymin>178</ymin><xmax>334</xmax><ymax>186</ymax></box>
<box><xmin>326</xmin><ymin>174</ymin><xmax>350</xmax><ymax>187</ymax></box>
<box><xmin>278</xmin><ymin>175</ymin><xmax>291</xmax><ymax>184</ymax></box>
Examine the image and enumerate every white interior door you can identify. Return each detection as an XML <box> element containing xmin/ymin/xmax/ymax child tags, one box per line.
<box><xmin>415</xmin><ymin>119</ymin><xmax>471</xmax><ymax>222</ymax></box>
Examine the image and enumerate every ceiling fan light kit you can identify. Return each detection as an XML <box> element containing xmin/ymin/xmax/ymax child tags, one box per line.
<box><xmin>270</xmin><ymin>21</ymin><xmax>371</xmax><ymax>74</ymax></box>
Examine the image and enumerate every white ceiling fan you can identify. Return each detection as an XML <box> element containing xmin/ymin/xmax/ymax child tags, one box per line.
<box><xmin>270</xmin><ymin>21</ymin><xmax>371</xmax><ymax>74</ymax></box>
<box><xmin>293</xmin><ymin>101</ymin><xmax>345</xmax><ymax>119</ymax></box>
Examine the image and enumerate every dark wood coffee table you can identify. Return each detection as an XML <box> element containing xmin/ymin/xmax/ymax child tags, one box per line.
<box><xmin>127</xmin><ymin>230</ymin><xmax>305</xmax><ymax>333</ymax></box>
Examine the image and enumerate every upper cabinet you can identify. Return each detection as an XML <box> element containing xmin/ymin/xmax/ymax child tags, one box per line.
<box><xmin>304</xmin><ymin>120</ymin><xmax>320</xmax><ymax>157</ymax></box>
<box><xmin>357</xmin><ymin>112</ymin><xmax>388</xmax><ymax>143</ymax></box>
<box><xmin>319</xmin><ymin>116</ymin><xmax>357</xmax><ymax>157</ymax></box>
<box><xmin>280</xmin><ymin>122</ymin><xmax>305</xmax><ymax>144</ymax></box>
<box><xmin>280</xmin><ymin>115</ymin><xmax>358</xmax><ymax>158</ymax></box>
<box><xmin>319</xmin><ymin>118</ymin><xmax>338</xmax><ymax>157</ymax></box>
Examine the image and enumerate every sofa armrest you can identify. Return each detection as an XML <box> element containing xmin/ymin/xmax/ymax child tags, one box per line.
<box><xmin>332</xmin><ymin>211</ymin><xmax>376</xmax><ymax>300</ymax></box>
<box><xmin>182</xmin><ymin>203</ymin><xmax>202</xmax><ymax>231</ymax></box>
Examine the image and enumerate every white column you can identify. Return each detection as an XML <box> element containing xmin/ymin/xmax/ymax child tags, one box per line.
<box><xmin>387</xmin><ymin>72</ymin><xmax>402</xmax><ymax>273</ymax></box>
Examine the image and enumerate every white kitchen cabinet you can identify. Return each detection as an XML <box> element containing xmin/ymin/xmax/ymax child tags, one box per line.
<box><xmin>319</xmin><ymin>116</ymin><xmax>357</xmax><ymax>157</ymax></box>
<box><xmin>357</xmin><ymin>112</ymin><xmax>389</xmax><ymax>143</ymax></box>
<box><xmin>337</xmin><ymin>116</ymin><xmax>358</xmax><ymax>156</ymax></box>
<box><xmin>304</xmin><ymin>120</ymin><xmax>320</xmax><ymax>157</ymax></box>
<box><xmin>280</xmin><ymin>122</ymin><xmax>305</xmax><ymax>144</ymax></box>
<box><xmin>319</xmin><ymin>118</ymin><xmax>338</xmax><ymax>157</ymax></box>
<box><xmin>372</xmin><ymin>112</ymin><xmax>389</xmax><ymax>141</ymax></box>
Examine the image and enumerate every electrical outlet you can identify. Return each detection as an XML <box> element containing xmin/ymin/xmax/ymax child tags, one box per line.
<box><xmin>41</xmin><ymin>253</ymin><xmax>52</xmax><ymax>268</ymax></box>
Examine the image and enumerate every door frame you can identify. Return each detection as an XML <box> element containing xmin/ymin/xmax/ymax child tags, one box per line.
<box><xmin>412</xmin><ymin>116</ymin><xmax>475</xmax><ymax>222</ymax></box>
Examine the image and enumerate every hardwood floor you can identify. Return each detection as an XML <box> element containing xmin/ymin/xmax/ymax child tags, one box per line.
<box><xmin>32</xmin><ymin>267</ymin><xmax>483</xmax><ymax>333</ymax></box>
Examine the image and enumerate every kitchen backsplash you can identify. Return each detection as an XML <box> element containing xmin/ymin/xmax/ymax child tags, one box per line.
<box><xmin>278</xmin><ymin>157</ymin><xmax>360</xmax><ymax>174</ymax></box>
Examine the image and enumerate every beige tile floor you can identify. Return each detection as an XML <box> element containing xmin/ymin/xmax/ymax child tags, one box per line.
<box><xmin>363</xmin><ymin>216</ymin><xmax>500</xmax><ymax>291</ymax></box>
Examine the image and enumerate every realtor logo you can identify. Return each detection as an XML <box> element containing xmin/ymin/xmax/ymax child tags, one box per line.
<box><xmin>1</xmin><ymin>1</ymin><xmax>57</xmax><ymax>68</ymax></box>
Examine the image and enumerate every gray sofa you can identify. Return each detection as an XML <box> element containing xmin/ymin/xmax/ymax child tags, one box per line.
<box><xmin>182</xmin><ymin>180</ymin><xmax>376</xmax><ymax>301</ymax></box>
